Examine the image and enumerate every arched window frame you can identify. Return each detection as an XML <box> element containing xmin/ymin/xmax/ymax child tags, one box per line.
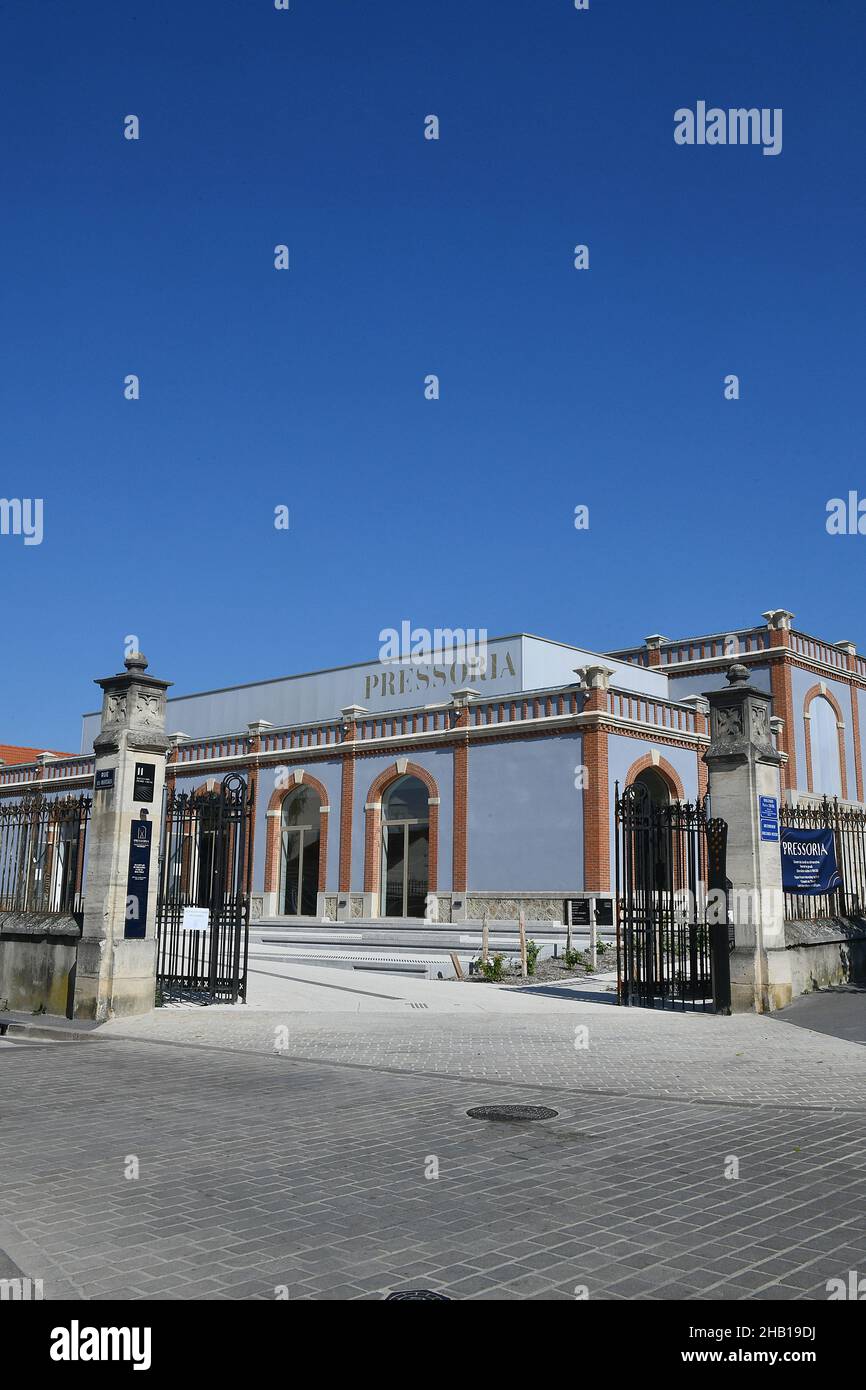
<box><xmin>803</xmin><ymin>686</ymin><xmax>847</xmax><ymax>799</ymax></box>
<box><xmin>363</xmin><ymin>762</ymin><xmax>439</xmax><ymax>903</ymax></box>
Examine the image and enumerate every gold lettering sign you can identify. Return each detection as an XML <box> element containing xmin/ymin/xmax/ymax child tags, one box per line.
<box><xmin>363</xmin><ymin>650</ymin><xmax>517</xmax><ymax>703</ymax></box>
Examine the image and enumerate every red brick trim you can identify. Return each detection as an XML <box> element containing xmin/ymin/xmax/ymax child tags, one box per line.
<box><xmin>802</xmin><ymin>684</ymin><xmax>848</xmax><ymax>799</ymax></box>
<box><xmin>850</xmin><ymin>685</ymin><xmax>864</xmax><ymax>803</ymax></box>
<box><xmin>582</xmin><ymin>723</ymin><xmax>609</xmax><ymax>892</ymax></box>
<box><xmin>264</xmin><ymin>773</ymin><xmax>330</xmax><ymax>897</ymax></box>
<box><xmin>622</xmin><ymin>752</ymin><xmax>687</xmax><ymax>802</ymax></box>
<box><xmin>768</xmin><ymin>655</ymin><xmax>797</xmax><ymax>790</ymax></box>
<box><xmin>697</xmin><ymin>748</ymin><xmax>708</xmax><ymax>802</ymax></box>
<box><xmin>363</xmin><ymin>762</ymin><xmax>439</xmax><ymax>901</ymax></box>
<box><xmin>339</xmin><ymin>753</ymin><xmax>354</xmax><ymax>893</ymax></box>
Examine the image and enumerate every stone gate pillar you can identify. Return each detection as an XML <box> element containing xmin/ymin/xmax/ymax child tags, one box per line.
<box><xmin>704</xmin><ymin>663</ymin><xmax>785</xmax><ymax>1013</ymax></box>
<box><xmin>73</xmin><ymin>653</ymin><xmax>171</xmax><ymax>1021</ymax></box>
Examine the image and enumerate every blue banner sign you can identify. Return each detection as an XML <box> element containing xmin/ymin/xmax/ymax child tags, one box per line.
<box><xmin>125</xmin><ymin>819</ymin><xmax>152</xmax><ymax>938</ymax></box>
<box><xmin>780</xmin><ymin>827</ymin><xmax>842</xmax><ymax>895</ymax></box>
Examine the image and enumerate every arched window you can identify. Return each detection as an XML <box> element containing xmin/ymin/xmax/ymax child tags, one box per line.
<box><xmin>633</xmin><ymin>768</ymin><xmax>671</xmax><ymax>808</ymax></box>
<box><xmin>381</xmin><ymin>775</ymin><xmax>429</xmax><ymax>918</ymax></box>
<box><xmin>809</xmin><ymin>696</ymin><xmax>843</xmax><ymax>798</ymax></box>
<box><xmin>632</xmin><ymin>769</ymin><xmax>672</xmax><ymax>893</ymax></box>
<box><xmin>279</xmin><ymin>784</ymin><xmax>322</xmax><ymax>915</ymax></box>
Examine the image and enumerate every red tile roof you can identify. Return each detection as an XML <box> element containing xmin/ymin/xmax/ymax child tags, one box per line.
<box><xmin>0</xmin><ymin>744</ymin><xmax>74</xmax><ymax>766</ymax></box>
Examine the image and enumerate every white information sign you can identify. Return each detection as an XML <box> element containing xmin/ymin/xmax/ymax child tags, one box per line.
<box><xmin>181</xmin><ymin>907</ymin><xmax>210</xmax><ymax>933</ymax></box>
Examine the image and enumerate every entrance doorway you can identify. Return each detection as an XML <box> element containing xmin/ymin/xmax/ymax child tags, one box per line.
<box><xmin>381</xmin><ymin>775</ymin><xmax>429</xmax><ymax>917</ymax></box>
<box><xmin>632</xmin><ymin>768</ymin><xmax>673</xmax><ymax>894</ymax></box>
<box><xmin>279</xmin><ymin>784</ymin><xmax>322</xmax><ymax>915</ymax></box>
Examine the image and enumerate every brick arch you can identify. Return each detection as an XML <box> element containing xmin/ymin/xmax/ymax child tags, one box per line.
<box><xmin>363</xmin><ymin>762</ymin><xmax>439</xmax><ymax>902</ymax></box>
<box><xmin>803</xmin><ymin>684</ymin><xmax>848</xmax><ymax>799</ymax></box>
<box><xmin>623</xmin><ymin>752</ymin><xmax>687</xmax><ymax>803</ymax></box>
<box><xmin>264</xmin><ymin>772</ymin><xmax>330</xmax><ymax>898</ymax></box>
<box><xmin>191</xmin><ymin>779</ymin><xmax>219</xmax><ymax>796</ymax></box>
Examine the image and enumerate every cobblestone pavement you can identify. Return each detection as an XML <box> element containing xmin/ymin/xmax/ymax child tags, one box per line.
<box><xmin>1</xmin><ymin>979</ymin><xmax>864</xmax><ymax>1302</ymax></box>
<box><xmin>101</xmin><ymin>966</ymin><xmax>866</xmax><ymax>1113</ymax></box>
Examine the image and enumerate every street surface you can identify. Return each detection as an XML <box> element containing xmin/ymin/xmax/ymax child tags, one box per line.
<box><xmin>1</xmin><ymin>965</ymin><xmax>864</xmax><ymax>1301</ymax></box>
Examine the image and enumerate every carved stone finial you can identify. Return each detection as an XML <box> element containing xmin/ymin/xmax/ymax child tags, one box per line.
<box><xmin>451</xmin><ymin>687</ymin><xmax>480</xmax><ymax>707</ymax></box>
<box><xmin>761</xmin><ymin>609</ymin><xmax>794</xmax><ymax>631</ymax></box>
<box><xmin>124</xmin><ymin>651</ymin><xmax>148</xmax><ymax>674</ymax></box>
<box><xmin>575</xmin><ymin>664</ymin><xmax>614</xmax><ymax>692</ymax></box>
<box><xmin>726</xmin><ymin>663</ymin><xmax>750</xmax><ymax>687</ymax></box>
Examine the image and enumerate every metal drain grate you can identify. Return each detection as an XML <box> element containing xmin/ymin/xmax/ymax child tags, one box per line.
<box><xmin>385</xmin><ymin>1289</ymin><xmax>451</xmax><ymax>1300</ymax></box>
<box><xmin>466</xmin><ymin>1104</ymin><xmax>559</xmax><ymax>1122</ymax></box>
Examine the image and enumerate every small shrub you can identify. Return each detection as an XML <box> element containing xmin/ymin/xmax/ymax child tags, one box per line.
<box><xmin>525</xmin><ymin>939</ymin><xmax>541</xmax><ymax>976</ymax></box>
<box><xmin>563</xmin><ymin>947</ymin><xmax>582</xmax><ymax>970</ymax></box>
<box><xmin>476</xmin><ymin>953</ymin><xmax>505</xmax><ymax>982</ymax></box>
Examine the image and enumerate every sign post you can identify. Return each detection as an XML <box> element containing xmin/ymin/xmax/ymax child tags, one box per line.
<box><xmin>704</xmin><ymin>664</ymin><xmax>786</xmax><ymax>1012</ymax></box>
<box><xmin>74</xmin><ymin>652</ymin><xmax>171</xmax><ymax>1021</ymax></box>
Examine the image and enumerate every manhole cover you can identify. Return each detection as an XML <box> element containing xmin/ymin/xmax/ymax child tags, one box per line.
<box><xmin>466</xmin><ymin>1104</ymin><xmax>559</xmax><ymax>1122</ymax></box>
<box><xmin>385</xmin><ymin>1290</ymin><xmax>451</xmax><ymax>1300</ymax></box>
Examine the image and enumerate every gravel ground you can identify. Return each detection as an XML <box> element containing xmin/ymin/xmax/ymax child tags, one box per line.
<box><xmin>467</xmin><ymin>949</ymin><xmax>614</xmax><ymax>984</ymax></box>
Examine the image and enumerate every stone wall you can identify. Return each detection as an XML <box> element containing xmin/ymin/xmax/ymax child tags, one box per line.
<box><xmin>766</xmin><ymin>918</ymin><xmax>866</xmax><ymax>1008</ymax></box>
<box><xmin>0</xmin><ymin>914</ymin><xmax>81</xmax><ymax>1016</ymax></box>
<box><xmin>464</xmin><ymin>895</ymin><xmax>566</xmax><ymax>921</ymax></box>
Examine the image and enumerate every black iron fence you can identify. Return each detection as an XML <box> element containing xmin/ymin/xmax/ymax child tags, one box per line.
<box><xmin>0</xmin><ymin>792</ymin><xmax>91</xmax><ymax>922</ymax></box>
<box><xmin>781</xmin><ymin>797</ymin><xmax>866</xmax><ymax>921</ymax></box>
<box><xmin>156</xmin><ymin>773</ymin><xmax>253</xmax><ymax>1003</ymax></box>
<box><xmin>615</xmin><ymin>782</ymin><xmax>730</xmax><ymax>1012</ymax></box>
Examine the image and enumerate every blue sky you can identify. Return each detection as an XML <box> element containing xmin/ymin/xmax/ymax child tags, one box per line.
<box><xmin>0</xmin><ymin>0</ymin><xmax>864</xmax><ymax>748</ymax></box>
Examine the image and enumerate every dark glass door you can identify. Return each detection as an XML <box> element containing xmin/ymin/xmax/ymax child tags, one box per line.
<box><xmin>281</xmin><ymin>824</ymin><xmax>321</xmax><ymax>915</ymax></box>
<box><xmin>384</xmin><ymin>823</ymin><xmax>407</xmax><ymax>916</ymax></box>
<box><xmin>382</xmin><ymin>821</ymin><xmax>429</xmax><ymax>917</ymax></box>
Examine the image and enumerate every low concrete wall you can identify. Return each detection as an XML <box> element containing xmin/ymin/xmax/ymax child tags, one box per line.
<box><xmin>0</xmin><ymin>913</ymin><xmax>81</xmax><ymax>1018</ymax></box>
<box><xmin>766</xmin><ymin>918</ymin><xmax>866</xmax><ymax>1010</ymax></box>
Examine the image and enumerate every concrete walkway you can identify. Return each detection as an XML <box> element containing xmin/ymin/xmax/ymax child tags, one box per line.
<box><xmin>92</xmin><ymin>964</ymin><xmax>866</xmax><ymax>1113</ymax></box>
<box><xmin>2</xmin><ymin>969</ymin><xmax>864</xmax><ymax>1301</ymax></box>
<box><xmin>774</xmin><ymin>983</ymin><xmax>866</xmax><ymax>1047</ymax></box>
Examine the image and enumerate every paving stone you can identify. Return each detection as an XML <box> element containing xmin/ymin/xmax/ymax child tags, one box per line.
<box><xmin>1</xmin><ymin>1003</ymin><xmax>865</xmax><ymax>1302</ymax></box>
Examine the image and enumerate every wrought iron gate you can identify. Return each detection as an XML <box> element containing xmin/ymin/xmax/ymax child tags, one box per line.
<box><xmin>156</xmin><ymin>773</ymin><xmax>253</xmax><ymax>1003</ymax></box>
<box><xmin>615</xmin><ymin>782</ymin><xmax>731</xmax><ymax>1012</ymax></box>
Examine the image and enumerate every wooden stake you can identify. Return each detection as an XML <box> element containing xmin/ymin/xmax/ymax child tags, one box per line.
<box><xmin>482</xmin><ymin>912</ymin><xmax>490</xmax><ymax>964</ymax></box>
<box><xmin>566</xmin><ymin>898</ymin><xmax>573</xmax><ymax>956</ymax></box>
<box><xmin>518</xmin><ymin>909</ymin><xmax>527</xmax><ymax>979</ymax></box>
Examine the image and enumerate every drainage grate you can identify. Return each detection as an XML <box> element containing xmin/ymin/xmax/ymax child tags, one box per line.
<box><xmin>385</xmin><ymin>1289</ymin><xmax>451</xmax><ymax>1300</ymax></box>
<box><xmin>466</xmin><ymin>1104</ymin><xmax>559</xmax><ymax>1122</ymax></box>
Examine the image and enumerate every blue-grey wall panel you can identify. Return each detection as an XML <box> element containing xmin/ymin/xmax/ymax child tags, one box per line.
<box><xmin>667</xmin><ymin>666</ymin><xmax>771</xmax><ymax>700</ymax></box>
<box><xmin>467</xmin><ymin>734</ymin><xmax>583</xmax><ymax>891</ymax></box>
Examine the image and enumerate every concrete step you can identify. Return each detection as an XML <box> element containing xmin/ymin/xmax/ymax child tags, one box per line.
<box><xmin>0</xmin><ymin>1010</ymin><xmax>106</xmax><ymax>1042</ymax></box>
